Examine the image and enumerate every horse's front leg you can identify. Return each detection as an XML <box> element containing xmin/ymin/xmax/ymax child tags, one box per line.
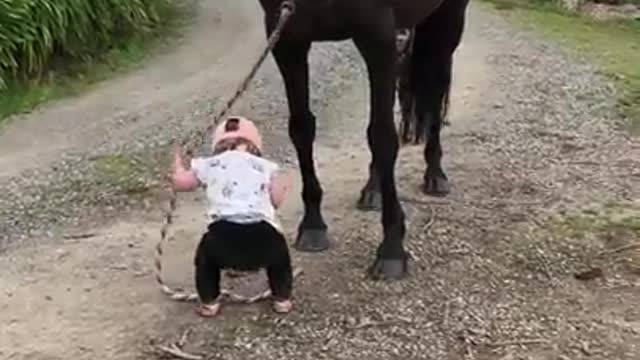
<box><xmin>354</xmin><ymin>15</ymin><xmax>408</xmax><ymax>280</ymax></box>
<box><xmin>271</xmin><ymin>39</ymin><xmax>331</xmax><ymax>252</ymax></box>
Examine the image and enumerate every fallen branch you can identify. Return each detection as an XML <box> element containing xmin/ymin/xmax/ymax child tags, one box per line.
<box><xmin>157</xmin><ymin>344</ymin><xmax>203</xmax><ymax>360</ymax></box>
<box><xmin>601</xmin><ymin>243</ymin><xmax>640</xmax><ymax>256</ymax></box>
<box><xmin>574</xmin><ymin>267</ymin><xmax>603</xmax><ymax>281</ymax></box>
<box><xmin>63</xmin><ymin>232</ymin><xmax>97</xmax><ymax>240</ymax></box>
<box><xmin>457</xmin><ymin>331</ymin><xmax>477</xmax><ymax>360</ymax></box>
<box><xmin>348</xmin><ymin>316</ymin><xmax>414</xmax><ymax>330</ymax></box>
<box><xmin>485</xmin><ymin>338</ymin><xmax>548</xmax><ymax>348</ymax></box>
<box><xmin>398</xmin><ymin>195</ymin><xmax>543</xmax><ymax>209</ymax></box>
<box><xmin>443</xmin><ymin>300</ymin><xmax>451</xmax><ymax>327</ymax></box>
<box><xmin>157</xmin><ymin>327</ymin><xmax>202</xmax><ymax>360</ymax></box>
<box><xmin>423</xmin><ymin>204</ymin><xmax>436</xmax><ymax>232</ymax></box>
<box><xmin>178</xmin><ymin>328</ymin><xmax>192</xmax><ymax>349</ymax></box>
<box><xmin>464</xmin><ymin>343</ymin><xmax>476</xmax><ymax>360</ymax></box>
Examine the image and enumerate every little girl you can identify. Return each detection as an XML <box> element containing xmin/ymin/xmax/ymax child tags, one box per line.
<box><xmin>172</xmin><ymin>116</ymin><xmax>295</xmax><ymax>317</ymax></box>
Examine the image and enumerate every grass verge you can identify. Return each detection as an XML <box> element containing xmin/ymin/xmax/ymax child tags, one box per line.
<box><xmin>480</xmin><ymin>0</ymin><xmax>640</xmax><ymax>134</ymax></box>
<box><xmin>507</xmin><ymin>201</ymin><xmax>640</xmax><ymax>283</ymax></box>
<box><xmin>0</xmin><ymin>145</ymin><xmax>174</xmax><ymax>249</ymax></box>
<box><xmin>91</xmin><ymin>153</ymin><xmax>163</xmax><ymax>196</ymax></box>
<box><xmin>550</xmin><ymin>202</ymin><xmax>640</xmax><ymax>274</ymax></box>
<box><xmin>0</xmin><ymin>1</ymin><xmax>192</xmax><ymax>128</ymax></box>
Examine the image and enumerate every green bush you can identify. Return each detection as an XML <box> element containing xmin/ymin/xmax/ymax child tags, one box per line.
<box><xmin>0</xmin><ymin>0</ymin><xmax>172</xmax><ymax>90</ymax></box>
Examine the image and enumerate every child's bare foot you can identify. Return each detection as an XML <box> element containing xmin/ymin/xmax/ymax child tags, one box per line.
<box><xmin>273</xmin><ymin>299</ymin><xmax>293</xmax><ymax>314</ymax></box>
<box><xmin>195</xmin><ymin>302</ymin><xmax>221</xmax><ymax>317</ymax></box>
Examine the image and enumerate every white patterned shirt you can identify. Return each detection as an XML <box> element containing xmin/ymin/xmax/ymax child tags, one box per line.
<box><xmin>191</xmin><ymin>150</ymin><xmax>282</xmax><ymax>230</ymax></box>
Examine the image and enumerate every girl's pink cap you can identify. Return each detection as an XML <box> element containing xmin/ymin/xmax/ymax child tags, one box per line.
<box><xmin>212</xmin><ymin>116</ymin><xmax>262</xmax><ymax>151</ymax></box>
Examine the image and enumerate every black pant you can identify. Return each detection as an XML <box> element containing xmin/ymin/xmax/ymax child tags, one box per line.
<box><xmin>194</xmin><ymin>220</ymin><xmax>293</xmax><ymax>303</ymax></box>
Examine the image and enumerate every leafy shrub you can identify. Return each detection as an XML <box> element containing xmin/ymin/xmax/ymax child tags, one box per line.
<box><xmin>0</xmin><ymin>0</ymin><xmax>172</xmax><ymax>90</ymax></box>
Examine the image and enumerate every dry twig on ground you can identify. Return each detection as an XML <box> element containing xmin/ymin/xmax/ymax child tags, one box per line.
<box><xmin>157</xmin><ymin>327</ymin><xmax>203</xmax><ymax>360</ymax></box>
<box><xmin>485</xmin><ymin>338</ymin><xmax>549</xmax><ymax>348</ymax></box>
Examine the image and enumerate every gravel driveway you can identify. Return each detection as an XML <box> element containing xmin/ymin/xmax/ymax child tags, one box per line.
<box><xmin>0</xmin><ymin>1</ymin><xmax>638</xmax><ymax>360</ymax></box>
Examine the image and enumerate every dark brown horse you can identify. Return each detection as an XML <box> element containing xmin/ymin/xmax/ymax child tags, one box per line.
<box><xmin>258</xmin><ymin>0</ymin><xmax>470</xmax><ymax>280</ymax></box>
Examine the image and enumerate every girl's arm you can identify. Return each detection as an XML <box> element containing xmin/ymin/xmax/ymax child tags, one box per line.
<box><xmin>172</xmin><ymin>146</ymin><xmax>201</xmax><ymax>192</ymax></box>
<box><xmin>269</xmin><ymin>170</ymin><xmax>294</xmax><ymax>209</ymax></box>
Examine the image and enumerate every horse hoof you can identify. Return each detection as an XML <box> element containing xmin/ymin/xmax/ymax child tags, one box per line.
<box><xmin>422</xmin><ymin>175</ymin><xmax>450</xmax><ymax>197</ymax></box>
<box><xmin>294</xmin><ymin>228</ymin><xmax>330</xmax><ymax>252</ymax></box>
<box><xmin>357</xmin><ymin>189</ymin><xmax>382</xmax><ymax>212</ymax></box>
<box><xmin>368</xmin><ymin>258</ymin><xmax>408</xmax><ymax>281</ymax></box>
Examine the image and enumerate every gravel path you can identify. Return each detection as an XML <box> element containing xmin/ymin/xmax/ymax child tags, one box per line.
<box><xmin>1</xmin><ymin>1</ymin><xmax>638</xmax><ymax>360</ymax></box>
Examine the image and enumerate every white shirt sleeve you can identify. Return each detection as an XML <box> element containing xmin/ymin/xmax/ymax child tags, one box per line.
<box><xmin>262</xmin><ymin>158</ymin><xmax>280</xmax><ymax>179</ymax></box>
<box><xmin>190</xmin><ymin>157</ymin><xmax>210</xmax><ymax>184</ymax></box>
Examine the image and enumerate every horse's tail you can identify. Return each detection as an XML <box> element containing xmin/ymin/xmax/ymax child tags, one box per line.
<box><xmin>398</xmin><ymin>0</ymin><xmax>468</xmax><ymax>145</ymax></box>
<box><xmin>397</xmin><ymin>29</ymin><xmax>420</xmax><ymax>144</ymax></box>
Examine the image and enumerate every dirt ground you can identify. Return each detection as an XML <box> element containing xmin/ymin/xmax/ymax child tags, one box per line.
<box><xmin>1</xmin><ymin>1</ymin><xmax>638</xmax><ymax>360</ymax></box>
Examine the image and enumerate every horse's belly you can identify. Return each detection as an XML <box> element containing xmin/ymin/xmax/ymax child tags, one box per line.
<box><xmin>389</xmin><ymin>0</ymin><xmax>445</xmax><ymax>28</ymax></box>
<box><xmin>269</xmin><ymin>0</ymin><xmax>445</xmax><ymax>41</ymax></box>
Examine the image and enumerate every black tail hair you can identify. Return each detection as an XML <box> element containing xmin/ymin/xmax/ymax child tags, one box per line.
<box><xmin>398</xmin><ymin>0</ymin><xmax>467</xmax><ymax>145</ymax></box>
<box><xmin>398</xmin><ymin>33</ymin><xmax>453</xmax><ymax>146</ymax></box>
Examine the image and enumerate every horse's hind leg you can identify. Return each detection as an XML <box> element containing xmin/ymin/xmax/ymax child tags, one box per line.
<box><xmin>271</xmin><ymin>39</ymin><xmax>330</xmax><ymax>252</ymax></box>
<box><xmin>357</xmin><ymin>29</ymin><xmax>413</xmax><ymax>212</ymax></box>
<box><xmin>354</xmin><ymin>10</ymin><xmax>407</xmax><ymax>280</ymax></box>
<box><xmin>413</xmin><ymin>0</ymin><xmax>468</xmax><ymax>196</ymax></box>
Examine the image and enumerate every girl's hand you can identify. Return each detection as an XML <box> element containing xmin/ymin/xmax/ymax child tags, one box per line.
<box><xmin>169</xmin><ymin>144</ymin><xmax>185</xmax><ymax>181</ymax></box>
<box><xmin>282</xmin><ymin>170</ymin><xmax>295</xmax><ymax>191</ymax></box>
<box><xmin>270</xmin><ymin>169</ymin><xmax>296</xmax><ymax>209</ymax></box>
<box><xmin>171</xmin><ymin>145</ymin><xmax>201</xmax><ymax>191</ymax></box>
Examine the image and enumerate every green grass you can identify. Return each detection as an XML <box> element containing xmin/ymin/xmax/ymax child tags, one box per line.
<box><xmin>481</xmin><ymin>0</ymin><xmax>640</xmax><ymax>134</ymax></box>
<box><xmin>548</xmin><ymin>202</ymin><xmax>640</xmax><ymax>273</ymax></box>
<box><xmin>0</xmin><ymin>1</ymin><xmax>190</xmax><ymax>128</ymax></box>
<box><xmin>549</xmin><ymin>202</ymin><xmax>640</xmax><ymax>240</ymax></box>
<box><xmin>89</xmin><ymin>143</ymin><xmax>175</xmax><ymax>197</ymax></box>
<box><xmin>91</xmin><ymin>153</ymin><xmax>156</xmax><ymax>195</ymax></box>
<box><xmin>0</xmin><ymin>147</ymin><xmax>170</xmax><ymax>234</ymax></box>
<box><xmin>509</xmin><ymin>201</ymin><xmax>640</xmax><ymax>279</ymax></box>
<box><xmin>0</xmin><ymin>39</ymin><xmax>149</xmax><ymax>125</ymax></box>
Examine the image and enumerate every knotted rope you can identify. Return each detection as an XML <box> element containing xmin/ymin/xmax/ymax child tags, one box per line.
<box><xmin>155</xmin><ymin>1</ymin><xmax>297</xmax><ymax>303</ymax></box>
